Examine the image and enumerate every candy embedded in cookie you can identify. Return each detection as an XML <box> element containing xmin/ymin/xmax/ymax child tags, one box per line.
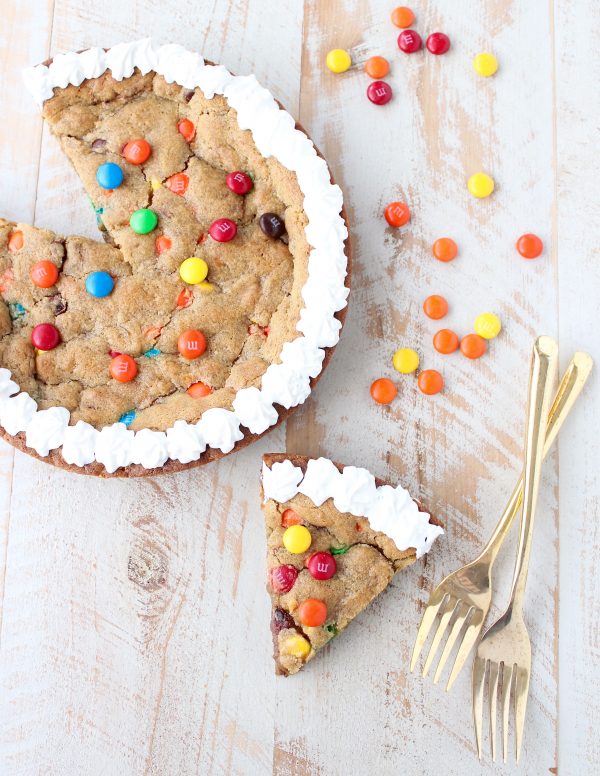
<box><xmin>261</xmin><ymin>454</ymin><xmax>444</xmax><ymax>675</ymax></box>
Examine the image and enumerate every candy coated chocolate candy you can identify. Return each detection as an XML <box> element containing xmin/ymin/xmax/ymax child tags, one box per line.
<box><xmin>271</xmin><ymin>607</ymin><xmax>295</xmax><ymax>633</ymax></box>
<box><xmin>473</xmin><ymin>53</ymin><xmax>498</xmax><ymax>77</ymax></box>
<box><xmin>393</xmin><ymin>348</ymin><xmax>419</xmax><ymax>373</ymax></box>
<box><xmin>187</xmin><ymin>381</ymin><xmax>212</xmax><ymax>398</ymax></box>
<box><xmin>432</xmin><ymin>237</ymin><xmax>458</xmax><ymax>262</ymax></box>
<box><xmin>30</xmin><ymin>260</ymin><xmax>58</xmax><ymax>289</ymax></box>
<box><xmin>391</xmin><ymin>6</ymin><xmax>415</xmax><ymax>28</ymax></box>
<box><xmin>226</xmin><ymin>171</ymin><xmax>253</xmax><ymax>195</ymax></box>
<box><xmin>130</xmin><ymin>208</ymin><xmax>158</xmax><ymax>234</ymax></box>
<box><xmin>307</xmin><ymin>551</ymin><xmax>337</xmax><ymax>580</ymax></box>
<box><xmin>85</xmin><ymin>271</ymin><xmax>114</xmax><ymax>298</ymax></box>
<box><xmin>367</xmin><ymin>80</ymin><xmax>393</xmax><ymax>105</ymax></box>
<box><xmin>460</xmin><ymin>333</ymin><xmax>487</xmax><ymax>359</ymax></box>
<box><xmin>31</xmin><ymin>323</ymin><xmax>60</xmax><ymax>351</ymax></box>
<box><xmin>423</xmin><ymin>295</ymin><xmax>448</xmax><ymax>320</ymax></box>
<box><xmin>297</xmin><ymin>599</ymin><xmax>328</xmax><ymax>627</ymax></box>
<box><xmin>397</xmin><ymin>29</ymin><xmax>422</xmax><ymax>53</ymax></box>
<box><xmin>516</xmin><ymin>233</ymin><xmax>543</xmax><ymax>259</ymax></box>
<box><xmin>270</xmin><ymin>564</ymin><xmax>298</xmax><ymax>593</ymax></box>
<box><xmin>418</xmin><ymin>369</ymin><xmax>444</xmax><ymax>395</ymax></box>
<box><xmin>179</xmin><ymin>257</ymin><xmax>208</xmax><ymax>284</ymax></box>
<box><xmin>467</xmin><ymin>173</ymin><xmax>495</xmax><ymax>198</ymax></box>
<box><xmin>364</xmin><ymin>56</ymin><xmax>390</xmax><ymax>79</ymax></box>
<box><xmin>370</xmin><ymin>377</ymin><xmax>397</xmax><ymax>404</ymax></box>
<box><xmin>474</xmin><ymin>313</ymin><xmax>502</xmax><ymax>339</ymax></box>
<box><xmin>283</xmin><ymin>525</ymin><xmax>312</xmax><ymax>554</ymax></box>
<box><xmin>110</xmin><ymin>354</ymin><xmax>138</xmax><ymax>382</ymax></box>
<box><xmin>433</xmin><ymin>329</ymin><xmax>459</xmax><ymax>354</ymax></box>
<box><xmin>177</xmin><ymin>118</ymin><xmax>196</xmax><ymax>142</ymax></box>
<box><xmin>426</xmin><ymin>32</ymin><xmax>451</xmax><ymax>55</ymax></box>
<box><xmin>384</xmin><ymin>201</ymin><xmax>410</xmax><ymax>227</ymax></box>
<box><xmin>95</xmin><ymin>162</ymin><xmax>124</xmax><ymax>190</ymax></box>
<box><xmin>280</xmin><ymin>633</ymin><xmax>311</xmax><ymax>658</ymax></box>
<box><xmin>177</xmin><ymin>329</ymin><xmax>207</xmax><ymax>359</ymax></box>
<box><xmin>209</xmin><ymin>218</ymin><xmax>237</xmax><ymax>242</ymax></box>
<box><xmin>123</xmin><ymin>139</ymin><xmax>151</xmax><ymax>165</ymax></box>
<box><xmin>326</xmin><ymin>49</ymin><xmax>352</xmax><ymax>73</ymax></box>
<box><xmin>165</xmin><ymin>173</ymin><xmax>189</xmax><ymax>195</ymax></box>
<box><xmin>259</xmin><ymin>212</ymin><xmax>286</xmax><ymax>238</ymax></box>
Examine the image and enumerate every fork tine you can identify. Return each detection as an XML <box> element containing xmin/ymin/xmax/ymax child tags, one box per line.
<box><xmin>433</xmin><ymin>603</ymin><xmax>471</xmax><ymax>684</ymax></box>
<box><xmin>422</xmin><ymin>596</ymin><xmax>459</xmax><ymax>677</ymax></box>
<box><xmin>501</xmin><ymin>663</ymin><xmax>514</xmax><ymax>764</ymax></box>
<box><xmin>446</xmin><ymin>609</ymin><xmax>485</xmax><ymax>691</ymax></box>
<box><xmin>488</xmin><ymin>662</ymin><xmax>500</xmax><ymax>761</ymax></box>
<box><xmin>472</xmin><ymin>656</ymin><xmax>487</xmax><ymax>759</ymax></box>
<box><xmin>514</xmin><ymin>665</ymin><xmax>530</xmax><ymax>762</ymax></box>
<box><xmin>410</xmin><ymin>590</ymin><xmax>448</xmax><ymax>672</ymax></box>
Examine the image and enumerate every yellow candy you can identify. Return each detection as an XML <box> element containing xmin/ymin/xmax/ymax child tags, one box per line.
<box><xmin>281</xmin><ymin>633</ymin><xmax>311</xmax><ymax>659</ymax></box>
<box><xmin>197</xmin><ymin>281</ymin><xmax>214</xmax><ymax>293</ymax></box>
<box><xmin>150</xmin><ymin>178</ymin><xmax>162</xmax><ymax>191</ymax></box>
<box><xmin>179</xmin><ymin>257</ymin><xmax>208</xmax><ymax>284</ymax></box>
<box><xmin>282</xmin><ymin>524</ymin><xmax>312</xmax><ymax>554</ymax></box>
<box><xmin>474</xmin><ymin>312</ymin><xmax>502</xmax><ymax>340</ymax></box>
<box><xmin>468</xmin><ymin>172</ymin><xmax>495</xmax><ymax>199</ymax></box>
<box><xmin>326</xmin><ymin>49</ymin><xmax>352</xmax><ymax>74</ymax></box>
<box><xmin>393</xmin><ymin>347</ymin><xmax>419</xmax><ymax>374</ymax></box>
<box><xmin>473</xmin><ymin>53</ymin><xmax>498</xmax><ymax>77</ymax></box>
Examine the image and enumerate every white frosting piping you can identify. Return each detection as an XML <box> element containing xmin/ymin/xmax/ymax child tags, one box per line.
<box><xmin>262</xmin><ymin>458</ymin><xmax>444</xmax><ymax>559</ymax></box>
<box><xmin>4</xmin><ymin>40</ymin><xmax>348</xmax><ymax>472</ymax></box>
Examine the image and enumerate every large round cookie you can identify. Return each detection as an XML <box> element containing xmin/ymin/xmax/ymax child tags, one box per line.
<box><xmin>0</xmin><ymin>41</ymin><xmax>351</xmax><ymax>476</ymax></box>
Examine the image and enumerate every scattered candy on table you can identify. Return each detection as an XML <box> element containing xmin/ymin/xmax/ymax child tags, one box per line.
<box><xmin>130</xmin><ymin>208</ymin><xmax>158</xmax><ymax>234</ymax></box>
<box><xmin>177</xmin><ymin>118</ymin><xmax>196</xmax><ymax>142</ymax></box>
<box><xmin>467</xmin><ymin>172</ymin><xmax>495</xmax><ymax>198</ymax></box>
<box><xmin>259</xmin><ymin>213</ymin><xmax>286</xmax><ymax>238</ymax></box>
<box><xmin>307</xmin><ymin>551</ymin><xmax>337</xmax><ymax>580</ymax></box>
<box><xmin>326</xmin><ymin>48</ymin><xmax>352</xmax><ymax>73</ymax></box>
<box><xmin>226</xmin><ymin>171</ymin><xmax>253</xmax><ymax>195</ymax></box>
<box><xmin>418</xmin><ymin>369</ymin><xmax>444</xmax><ymax>395</ymax></box>
<box><xmin>426</xmin><ymin>32</ymin><xmax>451</xmax><ymax>55</ymax></box>
<box><xmin>283</xmin><ymin>524</ymin><xmax>312</xmax><ymax>554</ymax></box>
<box><xmin>85</xmin><ymin>270</ymin><xmax>114</xmax><ymax>298</ymax></box>
<box><xmin>31</xmin><ymin>323</ymin><xmax>60</xmax><ymax>351</ymax></box>
<box><xmin>122</xmin><ymin>138</ymin><xmax>151</xmax><ymax>165</ymax></box>
<box><xmin>155</xmin><ymin>235</ymin><xmax>172</xmax><ymax>255</ymax></box>
<box><xmin>95</xmin><ymin>162</ymin><xmax>124</xmax><ymax>190</ymax></box>
<box><xmin>473</xmin><ymin>53</ymin><xmax>498</xmax><ymax>77</ymax></box>
<box><xmin>177</xmin><ymin>329</ymin><xmax>207</xmax><ymax>359</ymax></box>
<box><xmin>367</xmin><ymin>81</ymin><xmax>393</xmax><ymax>105</ymax></box>
<box><xmin>280</xmin><ymin>633</ymin><xmax>311</xmax><ymax>658</ymax></box>
<box><xmin>270</xmin><ymin>564</ymin><xmax>298</xmax><ymax>593</ymax></box>
<box><xmin>364</xmin><ymin>56</ymin><xmax>390</xmax><ymax>79</ymax></box>
<box><xmin>179</xmin><ymin>257</ymin><xmax>208</xmax><ymax>284</ymax></box>
<box><xmin>423</xmin><ymin>294</ymin><xmax>448</xmax><ymax>320</ymax></box>
<box><xmin>433</xmin><ymin>329</ymin><xmax>459</xmax><ymax>354</ymax></box>
<box><xmin>391</xmin><ymin>6</ymin><xmax>415</xmax><ymax>28</ymax></box>
<box><xmin>209</xmin><ymin>217</ymin><xmax>237</xmax><ymax>242</ymax></box>
<box><xmin>432</xmin><ymin>237</ymin><xmax>458</xmax><ymax>262</ymax></box>
<box><xmin>384</xmin><ymin>201</ymin><xmax>410</xmax><ymax>227</ymax></box>
<box><xmin>187</xmin><ymin>381</ymin><xmax>212</xmax><ymax>398</ymax></box>
<box><xmin>398</xmin><ymin>30</ymin><xmax>422</xmax><ymax>54</ymax></box>
<box><xmin>110</xmin><ymin>353</ymin><xmax>138</xmax><ymax>382</ymax></box>
<box><xmin>30</xmin><ymin>260</ymin><xmax>58</xmax><ymax>289</ymax></box>
<box><xmin>474</xmin><ymin>312</ymin><xmax>502</xmax><ymax>339</ymax></box>
<box><xmin>297</xmin><ymin>599</ymin><xmax>328</xmax><ymax>627</ymax></box>
<box><xmin>281</xmin><ymin>508</ymin><xmax>302</xmax><ymax>527</ymax></box>
<box><xmin>8</xmin><ymin>230</ymin><xmax>24</xmax><ymax>252</ymax></box>
<box><xmin>370</xmin><ymin>377</ymin><xmax>398</xmax><ymax>404</ymax></box>
<box><xmin>393</xmin><ymin>347</ymin><xmax>419</xmax><ymax>373</ymax></box>
<box><xmin>460</xmin><ymin>333</ymin><xmax>487</xmax><ymax>359</ymax></box>
<box><xmin>165</xmin><ymin>172</ymin><xmax>189</xmax><ymax>195</ymax></box>
<box><xmin>516</xmin><ymin>233</ymin><xmax>543</xmax><ymax>259</ymax></box>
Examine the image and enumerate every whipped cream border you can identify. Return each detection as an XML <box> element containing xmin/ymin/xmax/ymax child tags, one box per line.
<box><xmin>262</xmin><ymin>458</ymin><xmax>444</xmax><ymax>559</ymax></box>
<box><xmin>1</xmin><ymin>40</ymin><xmax>348</xmax><ymax>473</ymax></box>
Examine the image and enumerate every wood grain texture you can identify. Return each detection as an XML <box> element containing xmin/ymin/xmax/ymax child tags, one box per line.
<box><xmin>0</xmin><ymin>1</ymin><xmax>598</xmax><ymax>774</ymax></box>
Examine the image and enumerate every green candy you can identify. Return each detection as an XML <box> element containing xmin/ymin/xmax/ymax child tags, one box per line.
<box><xmin>130</xmin><ymin>208</ymin><xmax>158</xmax><ymax>234</ymax></box>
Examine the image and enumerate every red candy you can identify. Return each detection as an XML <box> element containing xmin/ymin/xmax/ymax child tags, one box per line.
<box><xmin>426</xmin><ymin>32</ymin><xmax>451</xmax><ymax>55</ymax></box>
<box><xmin>281</xmin><ymin>508</ymin><xmax>302</xmax><ymax>527</ymax></box>
<box><xmin>307</xmin><ymin>551</ymin><xmax>337</xmax><ymax>580</ymax></box>
<box><xmin>367</xmin><ymin>81</ymin><xmax>393</xmax><ymax>105</ymax></box>
<box><xmin>31</xmin><ymin>323</ymin><xmax>60</xmax><ymax>351</ymax></box>
<box><xmin>209</xmin><ymin>218</ymin><xmax>237</xmax><ymax>242</ymax></box>
<box><xmin>270</xmin><ymin>564</ymin><xmax>298</xmax><ymax>593</ymax></box>
<box><xmin>398</xmin><ymin>30</ymin><xmax>422</xmax><ymax>53</ymax></box>
<box><xmin>226</xmin><ymin>171</ymin><xmax>253</xmax><ymax>195</ymax></box>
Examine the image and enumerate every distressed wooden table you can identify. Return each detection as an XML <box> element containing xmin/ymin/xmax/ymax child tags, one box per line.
<box><xmin>1</xmin><ymin>2</ymin><xmax>598</xmax><ymax>774</ymax></box>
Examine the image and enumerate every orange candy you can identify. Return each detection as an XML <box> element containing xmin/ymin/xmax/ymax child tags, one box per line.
<box><xmin>384</xmin><ymin>201</ymin><xmax>410</xmax><ymax>227</ymax></box>
<box><xmin>177</xmin><ymin>118</ymin><xmax>196</xmax><ymax>142</ymax></box>
<box><xmin>370</xmin><ymin>377</ymin><xmax>398</xmax><ymax>405</ymax></box>
<box><xmin>30</xmin><ymin>260</ymin><xmax>59</xmax><ymax>289</ymax></box>
<box><xmin>418</xmin><ymin>369</ymin><xmax>444</xmax><ymax>395</ymax></box>
<box><xmin>364</xmin><ymin>56</ymin><xmax>390</xmax><ymax>79</ymax></box>
<box><xmin>516</xmin><ymin>233</ymin><xmax>543</xmax><ymax>259</ymax></box>
<box><xmin>165</xmin><ymin>173</ymin><xmax>189</xmax><ymax>196</ymax></box>
<box><xmin>176</xmin><ymin>287</ymin><xmax>193</xmax><ymax>309</ymax></box>
<box><xmin>187</xmin><ymin>381</ymin><xmax>212</xmax><ymax>398</ymax></box>
<box><xmin>122</xmin><ymin>138</ymin><xmax>151</xmax><ymax>165</ymax></box>
<box><xmin>460</xmin><ymin>333</ymin><xmax>487</xmax><ymax>359</ymax></box>
<box><xmin>391</xmin><ymin>6</ymin><xmax>415</xmax><ymax>27</ymax></box>
<box><xmin>281</xmin><ymin>508</ymin><xmax>302</xmax><ymax>528</ymax></box>
<box><xmin>177</xmin><ymin>329</ymin><xmax>207</xmax><ymax>360</ymax></box>
<box><xmin>423</xmin><ymin>294</ymin><xmax>448</xmax><ymax>320</ymax></box>
<box><xmin>7</xmin><ymin>230</ymin><xmax>24</xmax><ymax>252</ymax></box>
<box><xmin>432</xmin><ymin>237</ymin><xmax>458</xmax><ymax>262</ymax></box>
<box><xmin>297</xmin><ymin>599</ymin><xmax>328</xmax><ymax>627</ymax></box>
<box><xmin>433</xmin><ymin>328</ymin><xmax>459</xmax><ymax>354</ymax></box>
<box><xmin>155</xmin><ymin>235</ymin><xmax>172</xmax><ymax>255</ymax></box>
<box><xmin>110</xmin><ymin>354</ymin><xmax>138</xmax><ymax>383</ymax></box>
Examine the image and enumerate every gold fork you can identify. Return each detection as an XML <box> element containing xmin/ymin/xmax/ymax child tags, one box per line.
<box><xmin>472</xmin><ymin>335</ymin><xmax>557</xmax><ymax>762</ymax></box>
<box><xmin>410</xmin><ymin>348</ymin><xmax>593</xmax><ymax>691</ymax></box>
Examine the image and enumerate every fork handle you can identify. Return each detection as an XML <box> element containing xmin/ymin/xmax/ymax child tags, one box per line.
<box><xmin>478</xmin><ymin>348</ymin><xmax>592</xmax><ymax>566</ymax></box>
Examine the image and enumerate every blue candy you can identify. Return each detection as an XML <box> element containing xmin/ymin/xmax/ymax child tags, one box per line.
<box><xmin>96</xmin><ymin>162</ymin><xmax>124</xmax><ymax>190</ymax></box>
<box><xmin>118</xmin><ymin>410</ymin><xmax>136</xmax><ymax>426</ymax></box>
<box><xmin>85</xmin><ymin>271</ymin><xmax>114</xmax><ymax>298</ymax></box>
